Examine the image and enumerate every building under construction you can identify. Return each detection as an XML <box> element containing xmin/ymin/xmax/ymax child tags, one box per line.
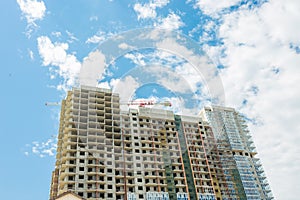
<box><xmin>49</xmin><ymin>86</ymin><xmax>273</xmax><ymax>200</ymax></box>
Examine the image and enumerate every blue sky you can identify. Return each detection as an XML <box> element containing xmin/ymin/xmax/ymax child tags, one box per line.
<box><xmin>1</xmin><ymin>0</ymin><xmax>300</xmax><ymax>199</ymax></box>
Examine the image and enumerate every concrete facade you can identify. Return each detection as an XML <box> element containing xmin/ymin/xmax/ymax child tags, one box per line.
<box><xmin>50</xmin><ymin>86</ymin><xmax>273</xmax><ymax>200</ymax></box>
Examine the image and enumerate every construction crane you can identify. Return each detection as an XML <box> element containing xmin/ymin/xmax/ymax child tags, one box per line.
<box><xmin>45</xmin><ymin>102</ymin><xmax>61</xmax><ymax>106</ymax></box>
<box><xmin>124</xmin><ymin>100</ymin><xmax>172</xmax><ymax>107</ymax></box>
<box><xmin>45</xmin><ymin>100</ymin><xmax>172</xmax><ymax>107</ymax></box>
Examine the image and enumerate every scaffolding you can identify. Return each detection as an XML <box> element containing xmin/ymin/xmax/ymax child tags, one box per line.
<box><xmin>200</xmin><ymin>106</ymin><xmax>274</xmax><ymax>200</ymax></box>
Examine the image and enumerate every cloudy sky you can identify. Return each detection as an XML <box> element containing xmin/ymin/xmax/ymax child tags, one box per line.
<box><xmin>1</xmin><ymin>0</ymin><xmax>299</xmax><ymax>199</ymax></box>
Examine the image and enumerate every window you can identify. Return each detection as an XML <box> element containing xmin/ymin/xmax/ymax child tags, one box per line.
<box><xmin>78</xmin><ymin>192</ymin><xmax>83</xmax><ymax>197</ymax></box>
<box><xmin>138</xmin><ymin>186</ymin><xmax>143</xmax><ymax>190</ymax></box>
<box><xmin>108</xmin><ymin>185</ymin><xmax>113</xmax><ymax>189</ymax></box>
<box><xmin>79</xmin><ymin>175</ymin><xmax>84</xmax><ymax>179</ymax></box>
<box><xmin>78</xmin><ymin>183</ymin><xmax>84</xmax><ymax>188</ymax></box>
<box><xmin>79</xmin><ymin>167</ymin><xmax>84</xmax><ymax>171</ymax></box>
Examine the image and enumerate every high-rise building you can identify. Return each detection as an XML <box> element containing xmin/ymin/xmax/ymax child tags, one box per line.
<box><xmin>50</xmin><ymin>86</ymin><xmax>273</xmax><ymax>200</ymax></box>
<box><xmin>200</xmin><ymin>106</ymin><xmax>273</xmax><ymax>200</ymax></box>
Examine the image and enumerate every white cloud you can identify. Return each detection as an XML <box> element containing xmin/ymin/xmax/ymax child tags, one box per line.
<box><xmin>193</xmin><ymin>0</ymin><xmax>242</xmax><ymax>16</ymax></box>
<box><xmin>86</xmin><ymin>35</ymin><xmax>106</xmax><ymax>44</ymax></box>
<box><xmin>86</xmin><ymin>31</ymin><xmax>114</xmax><ymax>44</ymax></box>
<box><xmin>123</xmin><ymin>50</ymin><xmax>199</xmax><ymax>93</ymax></box>
<box><xmin>203</xmin><ymin>1</ymin><xmax>300</xmax><ymax>199</ymax></box>
<box><xmin>51</xmin><ymin>31</ymin><xmax>62</xmax><ymax>37</ymax></box>
<box><xmin>89</xmin><ymin>15</ymin><xmax>98</xmax><ymax>21</ymax></box>
<box><xmin>200</xmin><ymin>20</ymin><xmax>217</xmax><ymax>42</ymax></box>
<box><xmin>156</xmin><ymin>12</ymin><xmax>184</xmax><ymax>30</ymax></box>
<box><xmin>97</xmin><ymin>81</ymin><xmax>111</xmax><ymax>89</ymax></box>
<box><xmin>123</xmin><ymin>47</ymin><xmax>219</xmax><ymax>110</ymax></box>
<box><xmin>37</xmin><ymin>36</ymin><xmax>81</xmax><ymax>91</ymax></box>
<box><xmin>66</xmin><ymin>30</ymin><xmax>79</xmax><ymax>43</ymax></box>
<box><xmin>80</xmin><ymin>50</ymin><xmax>106</xmax><ymax>87</ymax></box>
<box><xmin>17</xmin><ymin>0</ymin><xmax>46</xmax><ymax>24</ymax></box>
<box><xmin>143</xmin><ymin>65</ymin><xmax>192</xmax><ymax>93</ymax></box>
<box><xmin>134</xmin><ymin>3</ymin><xmax>157</xmax><ymax>19</ymax></box>
<box><xmin>28</xmin><ymin>49</ymin><xmax>34</xmax><ymax>60</ymax></box>
<box><xmin>118</xmin><ymin>43</ymin><xmax>134</xmax><ymax>50</ymax></box>
<box><xmin>155</xmin><ymin>37</ymin><xmax>224</xmax><ymax>104</ymax></box>
<box><xmin>124</xmin><ymin>52</ymin><xmax>146</xmax><ymax>66</ymax></box>
<box><xmin>111</xmin><ymin>76</ymin><xmax>140</xmax><ymax>110</ymax></box>
<box><xmin>133</xmin><ymin>0</ymin><xmax>170</xmax><ymax>20</ymax></box>
<box><xmin>175</xmin><ymin>62</ymin><xmax>203</xmax><ymax>92</ymax></box>
<box><xmin>259</xmin><ymin>0</ymin><xmax>300</xmax><ymax>45</ymax></box>
<box><xmin>164</xmin><ymin>96</ymin><xmax>199</xmax><ymax>115</ymax></box>
<box><xmin>25</xmin><ymin>137</ymin><xmax>57</xmax><ymax>158</ymax></box>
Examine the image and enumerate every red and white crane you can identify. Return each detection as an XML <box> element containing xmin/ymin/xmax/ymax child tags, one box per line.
<box><xmin>45</xmin><ymin>100</ymin><xmax>172</xmax><ymax>107</ymax></box>
<box><xmin>123</xmin><ymin>100</ymin><xmax>172</xmax><ymax>107</ymax></box>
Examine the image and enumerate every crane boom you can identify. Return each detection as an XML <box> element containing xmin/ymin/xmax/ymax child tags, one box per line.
<box><xmin>45</xmin><ymin>102</ymin><xmax>61</xmax><ymax>106</ymax></box>
<box><xmin>45</xmin><ymin>100</ymin><xmax>171</xmax><ymax>107</ymax></box>
<box><xmin>123</xmin><ymin>100</ymin><xmax>172</xmax><ymax>107</ymax></box>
